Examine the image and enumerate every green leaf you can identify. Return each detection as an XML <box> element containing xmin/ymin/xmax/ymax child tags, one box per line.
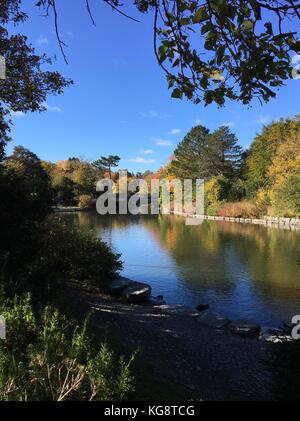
<box><xmin>242</xmin><ymin>20</ymin><xmax>254</xmax><ymax>31</ymax></box>
<box><xmin>171</xmin><ymin>88</ymin><xmax>182</xmax><ymax>99</ymax></box>
<box><xmin>193</xmin><ymin>7</ymin><xmax>208</xmax><ymax>24</ymax></box>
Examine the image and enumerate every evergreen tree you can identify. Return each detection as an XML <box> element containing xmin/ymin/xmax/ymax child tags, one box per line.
<box><xmin>171</xmin><ymin>125</ymin><xmax>242</xmax><ymax>180</ymax></box>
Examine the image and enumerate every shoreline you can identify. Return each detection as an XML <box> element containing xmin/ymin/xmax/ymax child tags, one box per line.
<box><xmin>108</xmin><ymin>277</ymin><xmax>288</xmax><ymax>342</ymax></box>
<box><xmin>53</xmin><ymin>207</ymin><xmax>300</xmax><ymax>230</ymax></box>
<box><xmin>171</xmin><ymin>211</ymin><xmax>300</xmax><ymax>230</ymax></box>
<box><xmin>56</xmin><ymin>284</ymin><xmax>274</xmax><ymax>401</ymax></box>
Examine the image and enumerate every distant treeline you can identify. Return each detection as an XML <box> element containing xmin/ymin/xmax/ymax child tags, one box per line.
<box><xmin>7</xmin><ymin>115</ymin><xmax>298</xmax><ymax>217</ymax></box>
<box><xmin>153</xmin><ymin>115</ymin><xmax>300</xmax><ymax>218</ymax></box>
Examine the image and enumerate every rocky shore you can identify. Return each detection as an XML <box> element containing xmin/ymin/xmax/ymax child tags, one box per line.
<box><xmin>172</xmin><ymin>211</ymin><xmax>300</xmax><ymax>230</ymax></box>
<box><xmin>58</xmin><ymin>283</ymin><xmax>275</xmax><ymax>401</ymax></box>
<box><xmin>109</xmin><ymin>277</ymin><xmax>290</xmax><ymax>343</ymax></box>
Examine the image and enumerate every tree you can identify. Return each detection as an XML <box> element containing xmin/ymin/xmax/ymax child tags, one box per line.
<box><xmin>3</xmin><ymin>146</ymin><xmax>52</xmax><ymax>219</ymax></box>
<box><xmin>72</xmin><ymin>161</ymin><xmax>99</xmax><ymax>197</ymax></box>
<box><xmin>52</xmin><ymin>176</ymin><xmax>76</xmax><ymax>207</ymax></box>
<box><xmin>171</xmin><ymin>125</ymin><xmax>242</xmax><ymax>180</ymax></box>
<box><xmin>35</xmin><ymin>1</ymin><xmax>300</xmax><ymax>107</ymax></box>
<box><xmin>268</xmin><ymin>132</ymin><xmax>300</xmax><ymax>186</ymax></box>
<box><xmin>92</xmin><ymin>155</ymin><xmax>120</xmax><ymax>178</ymax></box>
<box><xmin>1</xmin><ymin>0</ymin><xmax>300</xmax><ymax>155</ymax></box>
<box><xmin>171</xmin><ymin>125</ymin><xmax>211</xmax><ymax>179</ymax></box>
<box><xmin>209</xmin><ymin>126</ymin><xmax>243</xmax><ymax>177</ymax></box>
<box><xmin>0</xmin><ymin>1</ymin><xmax>72</xmax><ymax>160</ymax></box>
<box><xmin>272</xmin><ymin>173</ymin><xmax>300</xmax><ymax>217</ymax></box>
<box><xmin>245</xmin><ymin>116</ymin><xmax>300</xmax><ymax>195</ymax></box>
<box><xmin>0</xmin><ymin>146</ymin><xmax>52</xmax><ymax>289</ymax></box>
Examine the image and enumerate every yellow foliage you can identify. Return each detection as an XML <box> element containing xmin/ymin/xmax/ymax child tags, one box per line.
<box><xmin>268</xmin><ymin>134</ymin><xmax>300</xmax><ymax>186</ymax></box>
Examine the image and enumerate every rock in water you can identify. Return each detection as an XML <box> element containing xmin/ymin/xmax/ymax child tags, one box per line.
<box><xmin>196</xmin><ymin>304</ymin><xmax>209</xmax><ymax>312</ymax></box>
<box><xmin>150</xmin><ymin>295</ymin><xmax>166</xmax><ymax>306</ymax></box>
<box><xmin>121</xmin><ymin>282</ymin><xmax>152</xmax><ymax>303</ymax></box>
<box><xmin>230</xmin><ymin>322</ymin><xmax>261</xmax><ymax>338</ymax></box>
<box><xmin>197</xmin><ymin>312</ymin><xmax>231</xmax><ymax>329</ymax></box>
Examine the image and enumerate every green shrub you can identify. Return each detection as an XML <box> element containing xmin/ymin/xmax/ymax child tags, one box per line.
<box><xmin>1</xmin><ymin>217</ymin><xmax>123</xmax><ymax>302</ymax></box>
<box><xmin>0</xmin><ymin>295</ymin><xmax>135</xmax><ymax>401</ymax></box>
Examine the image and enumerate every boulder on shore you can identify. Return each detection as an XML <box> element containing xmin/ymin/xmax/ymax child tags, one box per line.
<box><xmin>154</xmin><ymin>304</ymin><xmax>200</xmax><ymax>317</ymax></box>
<box><xmin>121</xmin><ymin>281</ymin><xmax>152</xmax><ymax>303</ymax></box>
<box><xmin>109</xmin><ymin>277</ymin><xmax>133</xmax><ymax>295</ymax></box>
<box><xmin>230</xmin><ymin>322</ymin><xmax>261</xmax><ymax>338</ymax></box>
<box><xmin>259</xmin><ymin>327</ymin><xmax>292</xmax><ymax>343</ymax></box>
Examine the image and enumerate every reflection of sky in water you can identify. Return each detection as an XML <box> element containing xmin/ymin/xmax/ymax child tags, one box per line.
<box><xmin>64</xmin><ymin>213</ymin><xmax>300</xmax><ymax>327</ymax></box>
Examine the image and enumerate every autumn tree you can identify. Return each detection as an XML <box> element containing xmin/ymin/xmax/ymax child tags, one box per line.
<box><xmin>92</xmin><ymin>155</ymin><xmax>120</xmax><ymax>178</ymax></box>
<box><xmin>72</xmin><ymin>161</ymin><xmax>100</xmax><ymax>196</ymax></box>
<box><xmin>33</xmin><ymin>0</ymin><xmax>300</xmax><ymax>108</ymax></box>
<box><xmin>245</xmin><ymin>116</ymin><xmax>300</xmax><ymax>195</ymax></box>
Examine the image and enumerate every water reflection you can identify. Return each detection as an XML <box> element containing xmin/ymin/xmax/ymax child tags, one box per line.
<box><xmin>62</xmin><ymin>212</ymin><xmax>300</xmax><ymax>326</ymax></box>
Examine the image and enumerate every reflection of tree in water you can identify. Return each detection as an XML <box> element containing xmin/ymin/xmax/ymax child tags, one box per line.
<box><xmin>210</xmin><ymin>222</ymin><xmax>300</xmax><ymax>299</ymax></box>
<box><xmin>141</xmin><ymin>215</ymin><xmax>233</xmax><ymax>295</ymax></box>
<box><xmin>60</xmin><ymin>212</ymin><xmax>300</xmax><ymax>304</ymax></box>
<box><xmin>141</xmin><ymin>216</ymin><xmax>300</xmax><ymax>303</ymax></box>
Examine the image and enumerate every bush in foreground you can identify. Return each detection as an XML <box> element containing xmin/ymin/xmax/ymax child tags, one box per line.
<box><xmin>1</xmin><ymin>216</ymin><xmax>123</xmax><ymax>302</ymax></box>
<box><xmin>0</xmin><ymin>295</ymin><xmax>135</xmax><ymax>401</ymax></box>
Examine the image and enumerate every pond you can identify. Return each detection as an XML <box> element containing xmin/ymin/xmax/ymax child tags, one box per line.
<box><xmin>62</xmin><ymin>212</ymin><xmax>300</xmax><ymax>327</ymax></box>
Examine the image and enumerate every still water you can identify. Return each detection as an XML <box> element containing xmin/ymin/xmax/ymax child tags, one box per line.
<box><xmin>62</xmin><ymin>212</ymin><xmax>300</xmax><ymax>327</ymax></box>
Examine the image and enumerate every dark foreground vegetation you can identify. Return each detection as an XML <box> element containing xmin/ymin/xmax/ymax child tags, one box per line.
<box><xmin>0</xmin><ymin>0</ymin><xmax>299</xmax><ymax>401</ymax></box>
<box><xmin>0</xmin><ymin>295</ymin><xmax>135</xmax><ymax>401</ymax></box>
<box><xmin>0</xmin><ymin>146</ymin><xmax>136</xmax><ymax>401</ymax></box>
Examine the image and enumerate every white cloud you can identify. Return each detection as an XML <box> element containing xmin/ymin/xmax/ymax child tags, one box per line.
<box><xmin>221</xmin><ymin>121</ymin><xmax>236</xmax><ymax>128</ymax></box>
<box><xmin>154</xmin><ymin>138</ymin><xmax>173</xmax><ymax>147</ymax></box>
<box><xmin>168</xmin><ymin>128</ymin><xmax>181</xmax><ymax>135</ymax></box>
<box><xmin>194</xmin><ymin>119</ymin><xmax>203</xmax><ymax>125</ymax></box>
<box><xmin>37</xmin><ymin>36</ymin><xmax>49</xmax><ymax>45</ymax></box>
<box><xmin>139</xmin><ymin>149</ymin><xmax>154</xmax><ymax>155</ymax></box>
<box><xmin>11</xmin><ymin>110</ymin><xmax>25</xmax><ymax>117</ymax></box>
<box><xmin>140</xmin><ymin>110</ymin><xmax>171</xmax><ymax>119</ymax></box>
<box><xmin>43</xmin><ymin>102</ymin><xmax>62</xmax><ymax>112</ymax></box>
<box><xmin>257</xmin><ymin>115</ymin><xmax>271</xmax><ymax>125</ymax></box>
<box><xmin>129</xmin><ymin>157</ymin><xmax>156</xmax><ymax>164</ymax></box>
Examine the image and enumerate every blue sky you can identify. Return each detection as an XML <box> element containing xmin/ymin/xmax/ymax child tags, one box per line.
<box><xmin>7</xmin><ymin>1</ymin><xmax>300</xmax><ymax>172</ymax></box>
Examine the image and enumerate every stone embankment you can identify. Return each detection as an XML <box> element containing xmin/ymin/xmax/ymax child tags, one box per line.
<box><xmin>172</xmin><ymin>211</ymin><xmax>300</xmax><ymax>230</ymax></box>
